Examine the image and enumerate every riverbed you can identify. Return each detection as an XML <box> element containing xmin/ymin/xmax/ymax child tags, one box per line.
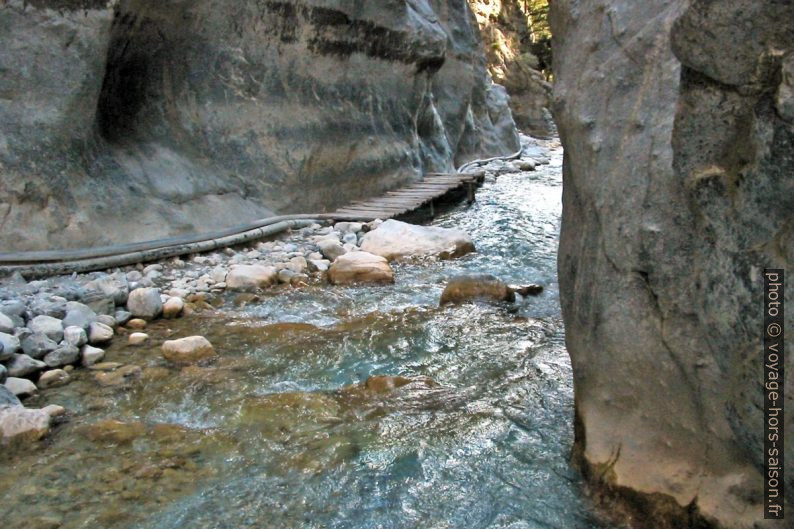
<box><xmin>0</xmin><ymin>139</ymin><xmax>614</xmax><ymax>529</ymax></box>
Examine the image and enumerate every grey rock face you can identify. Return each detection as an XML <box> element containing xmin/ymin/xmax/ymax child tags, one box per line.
<box><xmin>0</xmin><ymin>0</ymin><xmax>518</xmax><ymax>252</ymax></box>
<box><xmin>552</xmin><ymin>0</ymin><xmax>793</xmax><ymax>527</ymax></box>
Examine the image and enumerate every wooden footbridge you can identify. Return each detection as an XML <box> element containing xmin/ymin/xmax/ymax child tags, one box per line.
<box><xmin>330</xmin><ymin>171</ymin><xmax>486</xmax><ymax>220</ymax></box>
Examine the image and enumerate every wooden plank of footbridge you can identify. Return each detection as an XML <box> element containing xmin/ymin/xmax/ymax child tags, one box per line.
<box><xmin>330</xmin><ymin>170</ymin><xmax>485</xmax><ymax>220</ymax></box>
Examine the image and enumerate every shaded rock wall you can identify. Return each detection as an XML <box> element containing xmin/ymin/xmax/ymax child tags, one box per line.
<box><xmin>0</xmin><ymin>0</ymin><xmax>518</xmax><ymax>251</ymax></box>
<box><xmin>552</xmin><ymin>0</ymin><xmax>793</xmax><ymax>527</ymax></box>
<box><xmin>467</xmin><ymin>0</ymin><xmax>554</xmax><ymax>137</ymax></box>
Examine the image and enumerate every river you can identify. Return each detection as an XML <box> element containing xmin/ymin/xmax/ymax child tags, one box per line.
<box><xmin>0</xmin><ymin>137</ymin><xmax>615</xmax><ymax>529</ymax></box>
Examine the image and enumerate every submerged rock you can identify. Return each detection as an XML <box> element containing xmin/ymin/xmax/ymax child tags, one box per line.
<box><xmin>360</xmin><ymin>220</ymin><xmax>475</xmax><ymax>261</ymax></box>
<box><xmin>439</xmin><ymin>274</ymin><xmax>515</xmax><ymax>305</ymax></box>
<box><xmin>511</xmin><ymin>284</ymin><xmax>544</xmax><ymax>297</ymax></box>
<box><xmin>93</xmin><ymin>365</ymin><xmax>142</xmax><ymax>387</ymax></box>
<box><xmin>363</xmin><ymin>375</ymin><xmax>439</xmax><ymax>394</ymax></box>
<box><xmin>82</xmin><ymin>419</ymin><xmax>146</xmax><ymax>444</ymax></box>
<box><xmin>162</xmin><ymin>336</ymin><xmax>216</xmax><ymax>364</ymax></box>
<box><xmin>328</xmin><ymin>252</ymin><xmax>394</xmax><ymax>285</ymax></box>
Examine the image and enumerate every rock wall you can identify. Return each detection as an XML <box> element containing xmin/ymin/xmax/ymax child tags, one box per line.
<box><xmin>0</xmin><ymin>0</ymin><xmax>518</xmax><ymax>252</ymax></box>
<box><xmin>552</xmin><ymin>0</ymin><xmax>793</xmax><ymax>527</ymax></box>
<box><xmin>467</xmin><ymin>0</ymin><xmax>554</xmax><ymax>137</ymax></box>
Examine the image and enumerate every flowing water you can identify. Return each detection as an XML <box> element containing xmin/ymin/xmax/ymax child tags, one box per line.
<box><xmin>0</xmin><ymin>139</ymin><xmax>614</xmax><ymax>529</ymax></box>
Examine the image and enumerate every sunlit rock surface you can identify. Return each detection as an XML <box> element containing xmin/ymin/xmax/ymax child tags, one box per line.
<box><xmin>0</xmin><ymin>0</ymin><xmax>519</xmax><ymax>251</ymax></box>
<box><xmin>552</xmin><ymin>0</ymin><xmax>793</xmax><ymax>527</ymax></box>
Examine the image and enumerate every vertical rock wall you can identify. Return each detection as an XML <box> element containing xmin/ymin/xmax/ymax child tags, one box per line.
<box><xmin>467</xmin><ymin>0</ymin><xmax>554</xmax><ymax>137</ymax></box>
<box><xmin>0</xmin><ymin>0</ymin><xmax>518</xmax><ymax>251</ymax></box>
<box><xmin>552</xmin><ymin>0</ymin><xmax>793</xmax><ymax>527</ymax></box>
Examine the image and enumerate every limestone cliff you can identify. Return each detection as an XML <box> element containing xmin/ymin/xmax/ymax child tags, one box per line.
<box><xmin>0</xmin><ymin>0</ymin><xmax>519</xmax><ymax>251</ymax></box>
<box><xmin>552</xmin><ymin>0</ymin><xmax>792</xmax><ymax>527</ymax></box>
<box><xmin>467</xmin><ymin>0</ymin><xmax>553</xmax><ymax>137</ymax></box>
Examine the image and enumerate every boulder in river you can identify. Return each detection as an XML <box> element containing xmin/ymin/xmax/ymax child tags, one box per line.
<box><xmin>226</xmin><ymin>265</ymin><xmax>278</xmax><ymax>291</ymax></box>
<box><xmin>162</xmin><ymin>297</ymin><xmax>184</xmax><ymax>318</ymax></box>
<box><xmin>360</xmin><ymin>220</ymin><xmax>475</xmax><ymax>261</ymax></box>
<box><xmin>511</xmin><ymin>284</ymin><xmax>544</xmax><ymax>297</ymax></box>
<box><xmin>328</xmin><ymin>252</ymin><xmax>394</xmax><ymax>285</ymax></box>
<box><xmin>43</xmin><ymin>345</ymin><xmax>80</xmax><ymax>368</ymax></box>
<box><xmin>0</xmin><ymin>312</ymin><xmax>14</xmax><ymax>334</ymax></box>
<box><xmin>63</xmin><ymin>326</ymin><xmax>88</xmax><ymax>347</ymax></box>
<box><xmin>439</xmin><ymin>275</ymin><xmax>516</xmax><ymax>305</ymax></box>
<box><xmin>126</xmin><ymin>288</ymin><xmax>163</xmax><ymax>320</ymax></box>
<box><xmin>0</xmin><ymin>404</ymin><xmax>63</xmax><ymax>441</ymax></box>
<box><xmin>0</xmin><ymin>332</ymin><xmax>19</xmax><ymax>360</ymax></box>
<box><xmin>38</xmin><ymin>369</ymin><xmax>70</xmax><ymax>389</ymax></box>
<box><xmin>4</xmin><ymin>377</ymin><xmax>38</xmax><ymax>398</ymax></box>
<box><xmin>0</xmin><ymin>384</ymin><xmax>21</xmax><ymax>407</ymax></box>
<box><xmin>62</xmin><ymin>302</ymin><xmax>97</xmax><ymax>330</ymax></box>
<box><xmin>162</xmin><ymin>336</ymin><xmax>216</xmax><ymax>364</ymax></box>
<box><xmin>81</xmin><ymin>345</ymin><xmax>105</xmax><ymax>367</ymax></box>
<box><xmin>88</xmin><ymin>322</ymin><xmax>114</xmax><ymax>344</ymax></box>
<box><xmin>28</xmin><ymin>315</ymin><xmax>63</xmax><ymax>342</ymax></box>
<box><xmin>6</xmin><ymin>354</ymin><xmax>47</xmax><ymax>378</ymax></box>
<box><xmin>20</xmin><ymin>333</ymin><xmax>58</xmax><ymax>360</ymax></box>
<box><xmin>318</xmin><ymin>239</ymin><xmax>347</xmax><ymax>262</ymax></box>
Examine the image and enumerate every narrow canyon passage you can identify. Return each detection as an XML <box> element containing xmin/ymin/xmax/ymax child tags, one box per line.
<box><xmin>0</xmin><ymin>139</ymin><xmax>615</xmax><ymax>528</ymax></box>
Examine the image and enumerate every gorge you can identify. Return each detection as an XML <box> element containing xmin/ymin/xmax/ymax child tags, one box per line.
<box><xmin>0</xmin><ymin>1</ymin><xmax>792</xmax><ymax>528</ymax></box>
